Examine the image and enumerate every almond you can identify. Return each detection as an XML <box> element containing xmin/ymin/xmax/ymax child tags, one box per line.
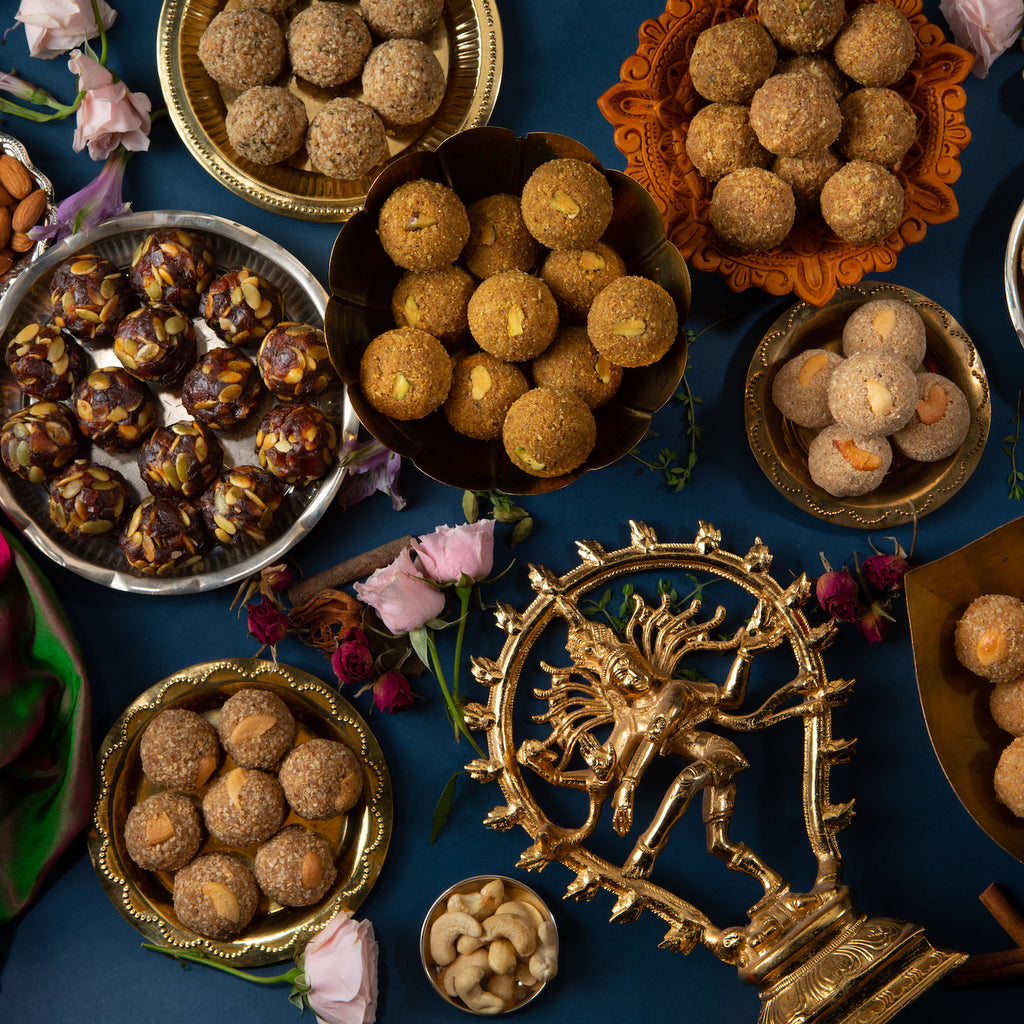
<box><xmin>0</xmin><ymin>155</ymin><xmax>34</xmax><ymax>200</ymax></box>
<box><xmin>11</xmin><ymin>231</ymin><xmax>34</xmax><ymax>253</ymax></box>
<box><xmin>0</xmin><ymin>207</ymin><xmax>11</xmax><ymax>252</ymax></box>
<box><xmin>12</xmin><ymin>188</ymin><xmax>46</xmax><ymax>233</ymax></box>
<box><xmin>832</xmin><ymin>437</ymin><xmax>883</xmax><ymax>471</ymax></box>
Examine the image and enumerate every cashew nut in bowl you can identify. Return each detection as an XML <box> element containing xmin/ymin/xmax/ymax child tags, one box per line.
<box><xmin>430</xmin><ymin>910</ymin><xmax>483</xmax><ymax>966</ymax></box>
<box><xmin>481</xmin><ymin>912</ymin><xmax>538</xmax><ymax>958</ymax></box>
<box><xmin>529</xmin><ymin>920</ymin><xmax>559</xmax><ymax>983</ymax></box>
<box><xmin>454</xmin><ymin>965</ymin><xmax>507</xmax><ymax>1015</ymax></box>
<box><xmin>449</xmin><ymin>877</ymin><xmax>505</xmax><ymax>920</ymax></box>
<box><xmin>496</xmin><ymin>899</ymin><xmax>545</xmax><ymax>930</ymax></box>
<box><xmin>442</xmin><ymin>948</ymin><xmax>492</xmax><ymax>997</ymax></box>
<box><xmin>487</xmin><ymin>937</ymin><xmax>519</xmax><ymax>976</ymax></box>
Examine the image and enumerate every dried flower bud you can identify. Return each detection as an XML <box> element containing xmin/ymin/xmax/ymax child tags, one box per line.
<box><xmin>331</xmin><ymin>627</ymin><xmax>374</xmax><ymax>685</ymax></box>
<box><xmin>815</xmin><ymin>568</ymin><xmax>859</xmax><ymax>622</ymax></box>
<box><xmin>372</xmin><ymin>671</ymin><xmax>414</xmax><ymax>714</ymax></box>
<box><xmin>862</xmin><ymin>553</ymin><xmax>910</xmax><ymax>593</ymax></box>
<box><xmin>856</xmin><ymin>605</ymin><xmax>890</xmax><ymax>643</ymax></box>
<box><xmin>247</xmin><ymin>595</ymin><xmax>288</xmax><ymax>647</ymax></box>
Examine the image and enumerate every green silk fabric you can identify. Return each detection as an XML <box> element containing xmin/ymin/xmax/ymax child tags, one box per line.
<box><xmin>0</xmin><ymin>527</ymin><xmax>91</xmax><ymax>925</ymax></box>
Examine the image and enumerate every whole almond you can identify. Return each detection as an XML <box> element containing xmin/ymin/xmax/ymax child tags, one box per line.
<box><xmin>0</xmin><ymin>254</ymin><xmax>13</xmax><ymax>276</ymax></box>
<box><xmin>0</xmin><ymin>155</ymin><xmax>33</xmax><ymax>200</ymax></box>
<box><xmin>12</xmin><ymin>188</ymin><xmax>45</xmax><ymax>233</ymax></box>
<box><xmin>0</xmin><ymin>182</ymin><xmax>14</xmax><ymax>208</ymax></box>
<box><xmin>0</xmin><ymin>207</ymin><xmax>11</xmax><ymax>252</ymax></box>
<box><xmin>11</xmin><ymin>231</ymin><xmax>34</xmax><ymax>253</ymax></box>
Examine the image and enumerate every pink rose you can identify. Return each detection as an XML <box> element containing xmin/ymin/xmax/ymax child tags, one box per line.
<box><xmin>940</xmin><ymin>0</ymin><xmax>1024</xmax><ymax>77</ymax></box>
<box><xmin>353</xmin><ymin>547</ymin><xmax>445</xmax><ymax>635</ymax></box>
<box><xmin>414</xmin><ymin>519</ymin><xmax>495</xmax><ymax>585</ymax></box>
<box><xmin>247</xmin><ymin>596</ymin><xmax>288</xmax><ymax>647</ymax></box>
<box><xmin>372</xmin><ymin>671</ymin><xmax>414</xmax><ymax>714</ymax></box>
<box><xmin>331</xmin><ymin>628</ymin><xmax>374</xmax><ymax>685</ymax></box>
<box><xmin>15</xmin><ymin>0</ymin><xmax>116</xmax><ymax>59</ymax></box>
<box><xmin>303</xmin><ymin>911</ymin><xmax>379</xmax><ymax>1024</ymax></box>
<box><xmin>68</xmin><ymin>49</ymin><xmax>152</xmax><ymax>160</ymax></box>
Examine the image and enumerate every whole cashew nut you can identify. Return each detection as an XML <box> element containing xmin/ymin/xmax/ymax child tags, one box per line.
<box><xmin>481</xmin><ymin>912</ymin><xmax>538</xmax><ymax>958</ymax></box>
<box><xmin>487</xmin><ymin>937</ymin><xmax>519</xmax><ymax>976</ymax></box>
<box><xmin>454</xmin><ymin>965</ymin><xmax>506</xmax><ymax>1015</ymax></box>
<box><xmin>442</xmin><ymin>948</ymin><xmax>491</xmax><ymax>997</ymax></box>
<box><xmin>496</xmin><ymin>899</ymin><xmax>545</xmax><ymax>930</ymax></box>
<box><xmin>430</xmin><ymin>910</ymin><xmax>482</xmax><ymax>967</ymax></box>
<box><xmin>528</xmin><ymin>920</ymin><xmax>559</xmax><ymax>983</ymax></box>
<box><xmin>449</xmin><ymin>878</ymin><xmax>505</xmax><ymax>921</ymax></box>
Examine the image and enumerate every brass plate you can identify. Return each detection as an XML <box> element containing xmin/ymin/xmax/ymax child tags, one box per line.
<box><xmin>87</xmin><ymin>659</ymin><xmax>393</xmax><ymax>966</ymax></box>
<box><xmin>745</xmin><ymin>281</ymin><xmax>989</xmax><ymax>528</ymax></box>
<box><xmin>325</xmin><ymin>125</ymin><xmax>692</xmax><ymax>495</ymax></box>
<box><xmin>157</xmin><ymin>0</ymin><xmax>503</xmax><ymax>222</ymax></box>
<box><xmin>906</xmin><ymin>520</ymin><xmax>1024</xmax><ymax>865</ymax></box>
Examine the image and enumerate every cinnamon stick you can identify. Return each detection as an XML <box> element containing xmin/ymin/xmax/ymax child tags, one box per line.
<box><xmin>979</xmin><ymin>883</ymin><xmax>1024</xmax><ymax>949</ymax></box>
<box><xmin>950</xmin><ymin>947</ymin><xmax>1024</xmax><ymax>988</ymax></box>
<box><xmin>287</xmin><ymin>535</ymin><xmax>415</xmax><ymax>607</ymax></box>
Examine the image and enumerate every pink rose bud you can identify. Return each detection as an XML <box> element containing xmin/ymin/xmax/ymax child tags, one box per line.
<box><xmin>303</xmin><ymin>910</ymin><xmax>379</xmax><ymax>1024</ymax></box>
<box><xmin>372</xmin><ymin>671</ymin><xmax>414</xmax><ymax>714</ymax></box>
<box><xmin>331</xmin><ymin>628</ymin><xmax>374</xmax><ymax>685</ymax></box>
<box><xmin>353</xmin><ymin>547</ymin><xmax>445</xmax><ymax>635</ymax></box>
<box><xmin>414</xmin><ymin>519</ymin><xmax>495</xmax><ymax>585</ymax></box>
<box><xmin>862</xmin><ymin>553</ymin><xmax>910</xmax><ymax>593</ymax></box>
<box><xmin>815</xmin><ymin>568</ymin><xmax>859</xmax><ymax>622</ymax></box>
<box><xmin>857</xmin><ymin>606</ymin><xmax>890</xmax><ymax>643</ymax></box>
<box><xmin>247</xmin><ymin>596</ymin><xmax>288</xmax><ymax>646</ymax></box>
<box><xmin>940</xmin><ymin>0</ymin><xmax>1024</xmax><ymax>78</ymax></box>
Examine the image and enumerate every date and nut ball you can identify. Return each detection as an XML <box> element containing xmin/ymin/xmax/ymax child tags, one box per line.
<box><xmin>443</xmin><ymin>351</ymin><xmax>529</xmax><ymax>440</ymax></box>
<box><xmin>278</xmin><ymin>738</ymin><xmax>364</xmax><ymax>819</ymax></box>
<box><xmin>0</xmin><ymin>401</ymin><xmax>81</xmax><ymax>484</ymax></box>
<box><xmin>531</xmin><ymin>325</ymin><xmax>623</xmax><ymax>410</ymax></box>
<box><xmin>688</xmin><ymin>17</ymin><xmax>777</xmax><ymax>103</ymax></box>
<box><xmin>758</xmin><ymin>0</ymin><xmax>844</xmax><ymax>54</ymax></box>
<box><xmin>48</xmin><ymin>459</ymin><xmax>133</xmax><ymax>539</ymax></box>
<box><xmin>129</xmin><ymin>228</ymin><xmax>216</xmax><ymax>314</ymax></box>
<box><xmin>770</xmin><ymin>348</ymin><xmax>844</xmax><ymax>429</ymax></box>
<box><xmin>219</xmin><ymin>687</ymin><xmax>296</xmax><ymax>767</ymax></box>
<box><xmin>258</xmin><ymin>322</ymin><xmax>334</xmax><ymax>400</ymax></box>
<box><xmin>378</xmin><ymin>179</ymin><xmax>470</xmax><ymax>272</ymax></box>
<box><xmin>806</xmin><ymin>423</ymin><xmax>892</xmax><ymax>497</ymax></box>
<box><xmin>685</xmin><ymin>103</ymin><xmax>770</xmax><ymax>182</ymax></box>
<box><xmin>254</xmin><ymin>402</ymin><xmax>338</xmax><ymax>485</ymax></box>
<box><xmin>709</xmin><ymin>167</ymin><xmax>795</xmax><ymax>252</ymax></box>
<box><xmin>520</xmin><ymin>158</ymin><xmax>614</xmax><ymax>251</ymax></box>
<box><xmin>820</xmin><ymin>160</ymin><xmax>904</xmax><ymax>245</ymax></box>
<box><xmin>50</xmin><ymin>254</ymin><xmax>134</xmax><ymax>342</ymax></box>
<box><xmin>749</xmin><ymin>73</ymin><xmax>841</xmax><ymax>158</ymax></box>
<box><xmin>113</xmin><ymin>302</ymin><xmax>197</xmax><ymax>386</ymax></box>
<box><xmin>306</xmin><ymin>97</ymin><xmax>387</xmax><ymax>180</ymax></box>
<box><xmin>502</xmin><ymin>387</ymin><xmax>596</xmax><ymax>479</ymax></box>
<box><xmin>841</xmin><ymin>298</ymin><xmax>927</xmax><ymax>368</ymax></box>
<box><xmin>587</xmin><ymin>275</ymin><xmax>678</xmax><ymax>367</ymax></box>
<box><xmin>539</xmin><ymin>242</ymin><xmax>627</xmax><ymax>323</ymax></box>
<box><xmin>955</xmin><ymin>594</ymin><xmax>1024</xmax><ymax>684</ymax></box>
<box><xmin>359</xmin><ymin>326</ymin><xmax>452</xmax><ymax>420</ymax></box>
<box><xmin>288</xmin><ymin>1</ymin><xmax>371</xmax><ymax>87</ymax></box>
<box><xmin>833</xmin><ymin>2</ymin><xmax>917</xmax><ymax>88</ymax></box>
<box><xmin>200</xmin><ymin>466</ymin><xmax>283</xmax><ymax>547</ymax></box>
<box><xmin>173</xmin><ymin>852</ymin><xmax>260</xmax><ymax>940</ymax></box>
<box><xmin>197</xmin><ymin>8</ymin><xmax>285</xmax><ymax>91</ymax></box>
<box><xmin>124</xmin><ymin>792</ymin><xmax>204</xmax><ymax>872</ymax></box>
<box><xmin>202</xmin><ymin>766</ymin><xmax>286</xmax><ymax>847</ymax></box>
<box><xmin>138</xmin><ymin>420</ymin><xmax>224</xmax><ymax>500</ymax></box>
<box><xmin>72</xmin><ymin>366</ymin><xmax>157</xmax><ymax>452</ymax></box>
<box><xmin>838</xmin><ymin>88</ymin><xmax>917</xmax><ymax>169</ymax></box>
<box><xmin>995</xmin><ymin>737</ymin><xmax>1024</xmax><ymax>818</ymax></box>
<box><xmin>463</xmin><ymin>193</ymin><xmax>542</xmax><ymax>279</ymax></box>
<box><xmin>119</xmin><ymin>496</ymin><xmax>209</xmax><ymax>576</ymax></box>
<box><xmin>361</xmin><ymin>38</ymin><xmax>446</xmax><ymax>126</ymax></box>
<box><xmin>391</xmin><ymin>265</ymin><xmax>475</xmax><ymax>343</ymax></box>
<box><xmin>202</xmin><ymin>267</ymin><xmax>285</xmax><ymax>347</ymax></box>
<box><xmin>891</xmin><ymin>372</ymin><xmax>970</xmax><ymax>462</ymax></box>
<box><xmin>827</xmin><ymin>350</ymin><xmax>917</xmax><ymax>437</ymax></box>
<box><xmin>254</xmin><ymin>826</ymin><xmax>338</xmax><ymax>907</ymax></box>
<box><xmin>227</xmin><ymin>86</ymin><xmax>308</xmax><ymax>166</ymax></box>
<box><xmin>468</xmin><ymin>270</ymin><xmax>559</xmax><ymax>361</ymax></box>
<box><xmin>182</xmin><ymin>347</ymin><xmax>265</xmax><ymax>431</ymax></box>
<box><xmin>360</xmin><ymin>0</ymin><xmax>443</xmax><ymax>38</ymax></box>
<box><xmin>5</xmin><ymin>322</ymin><xmax>87</xmax><ymax>401</ymax></box>
<box><xmin>140</xmin><ymin>707</ymin><xmax>221</xmax><ymax>791</ymax></box>
<box><xmin>771</xmin><ymin>149</ymin><xmax>843</xmax><ymax>212</ymax></box>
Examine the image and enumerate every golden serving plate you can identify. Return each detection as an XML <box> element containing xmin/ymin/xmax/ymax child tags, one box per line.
<box><xmin>745</xmin><ymin>281</ymin><xmax>989</xmax><ymax>528</ymax></box>
<box><xmin>87</xmin><ymin>659</ymin><xmax>393</xmax><ymax>966</ymax></box>
<box><xmin>906</xmin><ymin>520</ymin><xmax>1024</xmax><ymax>865</ymax></box>
<box><xmin>157</xmin><ymin>0</ymin><xmax>503</xmax><ymax>221</ymax></box>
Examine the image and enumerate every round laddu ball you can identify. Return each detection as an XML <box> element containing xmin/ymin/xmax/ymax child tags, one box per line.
<box><xmin>114</xmin><ymin>302</ymin><xmax>197</xmax><ymax>386</ymax></box>
<box><xmin>991</xmin><ymin>678</ymin><xmax>1024</xmax><ymax>736</ymax></box>
<box><xmin>361</xmin><ymin>38</ymin><xmax>446</xmax><ymax>126</ymax></box>
<box><xmin>586</xmin><ymin>275</ymin><xmax>677</xmax><ymax>368</ymax></box>
<box><xmin>776</xmin><ymin>52</ymin><xmax>846</xmax><ymax>102</ymax></box>
<box><xmin>173</xmin><ymin>853</ymin><xmax>259</xmax><ymax>940</ymax></box>
<box><xmin>502</xmin><ymin>387</ymin><xmax>597</xmax><ymax>478</ymax></box>
<box><xmin>360</xmin><ymin>0</ymin><xmax>443</xmax><ymax>38</ymax></box>
<box><xmin>139</xmin><ymin>708</ymin><xmax>221</xmax><ymax>791</ymax></box>
<box><xmin>688</xmin><ymin>17</ymin><xmax>777</xmax><ymax>103</ymax></box>
<box><xmin>391</xmin><ymin>264</ymin><xmax>475</xmax><ymax>342</ymax></box>
<box><xmin>820</xmin><ymin>160</ymin><xmax>904</xmax><ymax>245</ymax></box>
<box><xmin>378</xmin><ymin>179</ymin><xmax>470</xmax><ymax>271</ymax></box>
<box><xmin>520</xmin><ymin>158</ymin><xmax>614</xmax><ymax>250</ymax></box>
<box><xmin>48</xmin><ymin>460</ymin><xmax>132</xmax><ymax>539</ymax></box>
<box><xmin>708</xmin><ymin>167</ymin><xmax>795</xmax><ymax>251</ymax></box>
<box><xmin>198</xmin><ymin>8</ymin><xmax>285</xmax><ymax>91</ymax></box>
<box><xmin>539</xmin><ymin>242</ymin><xmax>627</xmax><ymax>324</ymax></box>
<box><xmin>129</xmin><ymin>228</ymin><xmax>216</xmax><ymax>314</ymax></box>
<box><xmin>287</xmin><ymin>2</ymin><xmax>371</xmax><ymax>88</ymax></box>
<box><xmin>838</xmin><ymin>88</ymin><xmax>917</xmax><ymax>169</ymax></box>
<box><xmin>255</xmin><ymin>826</ymin><xmax>338</xmax><ymax>906</ymax></box>
<box><xmin>0</xmin><ymin>401</ymin><xmax>81</xmax><ymax>484</ymax></box>
<box><xmin>258</xmin><ymin>322</ymin><xmax>334</xmax><ymax>400</ymax></box>
<box><xmin>954</xmin><ymin>594</ymin><xmax>1024</xmax><ymax>684</ymax></box>
<box><xmin>254</xmin><ymin>402</ymin><xmax>338</xmax><ymax>484</ymax></box>
<box><xmin>841</xmin><ymin>298</ymin><xmax>927</xmax><ymax>367</ymax></box>
<box><xmin>758</xmin><ymin>0</ymin><xmax>844</xmax><ymax>53</ymax></box>
<box><xmin>748</xmin><ymin>73</ymin><xmax>841</xmax><ymax>158</ymax></box>
<box><xmin>202</xmin><ymin>267</ymin><xmax>285</xmax><ymax>347</ymax></box>
<box><xmin>467</xmin><ymin>270</ymin><xmax>559</xmax><ymax>361</ymax></box>
<box><xmin>5</xmin><ymin>321</ymin><xmax>87</xmax><ymax>401</ymax></box>
<box><xmin>124</xmin><ymin>792</ymin><xmax>204</xmax><ymax>872</ymax></box>
<box><xmin>360</xmin><ymin>326</ymin><xmax>452</xmax><ymax>419</ymax></box>
<box><xmin>827</xmin><ymin>350</ymin><xmax>917</xmax><ymax>437</ymax></box>
<box><xmin>202</xmin><ymin>766</ymin><xmax>286</xmax><ymax>846</ymax></box>
<box><xmin>138</xmin><ymin>420</ymin><xmax>224</xmax><ymax>501</ymax></box>
<box><xmin>182</xmin><ymin>347</ymin><xmax>264</xmax><ymax>431</ymax></box>
<box><xmin>806</xmin><ymin>423</ymin><xmax>892</xmax><ymax>497</ymax></box>
<box><xmin>685</xmin><ymin>102</ymin><xmax>770</xmax><ymax>182</ymax></box>
<box><xmin>73</xmin><ymin>366</ymin><xmax>157</xmax><ymax>452</ymax></box>
<box><xmin>226</xmin><ymin>86</ymin><xmax>308</xmax><ymax>166</ymax></box>
<box><xmin>50</xmin><ymin>254</ymin><xmax>135</xmax><ymax>342</ymax></box>
<box><xmin>444</xmin><ymin>351</ymin><xmax>529</xmax><ymax>440</ymax></box>
<box><xmin>463</xmin><ymin>194</ymin><xmax>543</xmax><ymax>279</ymax></box>
<box><xmin>278</xmin><ymin>738</ymin><xmax>364</xmax><ymax>819</ymax></box>
<box><xmin>218</xmin><ymin>687</ymin><xmax>296</xmax><ymax>768</ymax></box>
<box><xmin>531</xmin><ymin>325</ymin><xmax>623</xmax><ymax>409</ymax></box>
<box><xmin>200</xmin><ymin>466</ymin><xmax>283</xmax><ymax>547</ymax></box>
<box><xmin>771</xmin><ymin>149</ymin><xmax>843</xmax><ymax>211</ymax></box>
<box><xmin>119</xmin><ymin>497</ymin><xmax>209</xmax><ymax>576</ymax></box>
<box><xmin>833</xmin><ymin>2</ymin><xmax>916</xmax><ymax>87</ymax></box>
<box><xmin>306</xmin><ymin>97</ymin><xmax>387</xmax><ymax>180</ymax></box>
<box><xmin>239</xmin><ymin>0</ymin><xmax>297</xmax><ymax>15</ymax></box>
<box><xmin>995</xmin><ymin>737</ymin><xmax>1024</xmax><ymax>817</ymax></box>
<box><xmin>770</xmin><ymin>347</ymin><xmax>844</xmax><ymax>429</ymax></box>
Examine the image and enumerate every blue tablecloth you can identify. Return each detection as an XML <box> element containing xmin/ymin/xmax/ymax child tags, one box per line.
<box><xmin>1</xmin><ymin>2</ymin><xmax>1022</xmax><ymax>1022</ymax></box>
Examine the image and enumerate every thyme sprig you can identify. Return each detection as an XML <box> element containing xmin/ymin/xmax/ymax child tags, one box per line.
<box><xmin>1004</xmin><ymin>390</ymin><xmax>1024</xmax><ymax>500</ymax></box>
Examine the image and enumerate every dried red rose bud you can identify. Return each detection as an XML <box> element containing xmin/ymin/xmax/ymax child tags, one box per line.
<box><xmin>815</xmin><ymin>568</ymin><xmax>859</xmax><ymax>622</ymax></box>
<box><xmin>862</xmin><ymin>553</ymin><xmax>910</xmax><ymax>593</ymax></box>
<box><xmin>248</xmin><ymin>595</ymin><xmax>288</xmax><ymax>647</ymax></box>
<box><xmin>856</xmin><ymin>605</ymin><xmax>890</xmax><ymax>643</ymax></box>
<box><xmin>331</xmin><ymin>627</ymin><xmax>374</xmax><ymax>685</ymax></box>
<box><xmin>372</xmin><ymin>671</ymin><xmax>414</xmax><ymax>714</ymax></box>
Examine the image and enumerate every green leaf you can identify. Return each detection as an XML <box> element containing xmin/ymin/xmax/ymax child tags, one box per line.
<box><xmin>431</xmin><ymin>771</ymin><xmax>463</xmax><ymax>843</ymax></box>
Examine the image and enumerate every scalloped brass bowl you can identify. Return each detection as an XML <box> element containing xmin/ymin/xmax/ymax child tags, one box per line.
<box><xmin>325</xmin><ymin>125</ymin><xmax>692</xmax><ymax>494</ymax></box>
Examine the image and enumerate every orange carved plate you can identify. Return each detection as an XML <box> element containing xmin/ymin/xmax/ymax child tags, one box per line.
<box><xmin>598</xmin><ymin>0</ymin><xmax>973</xmax><ymax>307</ymax></box>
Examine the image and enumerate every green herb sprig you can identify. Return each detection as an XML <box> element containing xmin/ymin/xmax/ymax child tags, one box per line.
<box><xmin>1005</xmin><ymin>390</ymin><xmax>1024</xmax><ymax>500</ymax></box>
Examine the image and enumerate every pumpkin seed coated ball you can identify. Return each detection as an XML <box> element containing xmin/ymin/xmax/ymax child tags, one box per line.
<box><xmin>463</xmin><ymin>193</ymin><xmax>543</xmax><ymax>279</ymax></box>
<box><xmin>360</xmin><ymin>0</ymin><xmax>443</xmax><ymax>38</ymax></box>
<box><xmin>361</xmin><ymin>38</ymin><xmax>446</xmax><ymax>126</ymax></box>
<box><xmin>685</xmin><ymin>102</ymin><xmax>771</xmax><ymax>182</ymax></box>
<box><xmin>287</xmin><ymin>2</ymin><xmax>371</xmax><ymax>88</ymax></box>
<box><xmin>198</xmin><ymin>8</ymin><xmax>285</xmax><ymax>90</ymax></box>
<box><xmin>378</xmin><ymin>179</ymin><xmax>470</xmax><ymax>272</ymax></box>
<box><xmin>5</xmin><ymin>321</ymin><xmax>87</xmax><ymax>401</ymax></box>
<box><xmin>173</xmin><ymin>853</ymin><xmax>260</xmax><ymax>939</ymax></box>
<box><xmin>255</xmin><ymin>826</ymin><xmax>338</xmax><ymax>907</ymax></box>
<box><xmin>502</xmin><ymin>387</ymin><xmax>596</xmax><ymax>478</ymax></box>
<box><xmin>201</xmin><ymin>267</ymin><xmax>285</xmax><ymax>347</ymax></box>
<box><xmin>50</xmin><ymin>253</ymin><xmax>134</xmax><ymax>342</ymax></box>
<box><xmin>539</xmin><ymin>242</ymin><xmax>627</xmax><ymax>323</ymax></box>
<box><xmin>956</xmin><ymin>595</ymin><xmax>1024</xmax><ymax>684</ymax></box>
<box><xmin>770</xmin><ymin>348</ymin><xmax>844</xmax><ymax>429</ymax></box>
<box><xmin>306</xmin><ymin>97</ymin><xmax>387</xmax><ymax>181</ymax></box>
<box><xmin>137</xmin><ymin>420</ymin><xmax>223</xmax><ymax>500</ymax></box>
<box><xmin>688</xmin><ymin>17</ymin><xmax>777</xmax><ymax>103</ymax></box>
<box><xmin>391</xmin><ymin>265</ymin><xmax>475</xmax><ymax>343</ymax></box>
<box><xmin>124</xmin><ymin>792</ymin><xmax>204</xmax><ymax>872</ymax></box>
<box><xmin>199</xmin><ymin>465</ymin><xmax>284</xmax><ymax>547</ymax></box>
<box><xmin>749</xmin><ymin>73</ymin><xmax>841</xmax><ymax>158</ymax></box>
<box><xmin>587</xmin><ymin>276</ymin><xmax>677</xmax><ymax>367</ymax></box>
<box><xmin>807</xmin><ymin>423</ymin><xmax>892</xmax><ymax>497</ymax></box>
<box><xmin>128</xmin><ymin>228</ymin><xmax>216</xmax><ymax>314</ymax></box>
<box><xmin>139</xmin><ymin>707</ymin><xmax>221</xmax><ymax>791</ymax></box>
<box><xmin>520</xmin><ymin>158</ymin><xmax>614</xmax><ymax>250</ymax></box>
<box><xmin>0</xmin><ymin>401</ymin><xmax>81</xmax><ymax>483</ymax></box>
<box><xmin>119</xmin><ymin>496</ymin><xmax>209</xmax><ymax>575</ymax></box>
<box><xmin>531</xmin><ymin>325</ymin><xmax>623</xmax><ymax>409</ymax></box>
<box><xmin>72</xmin><ymin>366</ymin><xmax>157</xmax><ymax>452</ymax></box>
<box><xmin>709</xmin><ymin>167</ymin><xmax>795</xmax><ymax>251</ymax></box>
<box><xmin>182</xmin><ymin>347</ymin><xmax>264</xmax><ymax>431</ymax></box>
<box><xmin>841</xmin><ymin>298</ymin><xmax>927</xmax><ymax>367</ymax></box>
<box><xmin>359</xmin><ymin>326</ymin><xmax>453</xmax><ymax>420</ymax></box>
<box><xmin>254</xmin><ymin>402</ymin><xmax>338</xmax><ymax>485</ymax></box>
<box><xmin>113</xmin><ymin>302</ymin><xmax>197</xmax><ymax>386</ymax></box>
<box><xmin>838</xmin><ymin>88</ymin><xmax>917</xmax><ymax>169</ymax></box>
<box><xmin>467</xmin><ymin>270</ymin><xmax>559</xmax><ymax>361</ymax></box>
<box><xmin>833</xmin><ymin>2</ymin><xmax>917</xmax><ymax>87</ymax></box>
<box><xmin>758</xmin><ymin>0</ymin><xmax>844</xmax><ymax>53</ymax></box>
<box><xmin>891</xmin><ymin>372</ymin><xmax>970</xmax><ymax>462</ymax></box>
<box><xmin>257</xmin><ymin>322</ymin><xmax>335</xmax><ymax>400</ymax></box>
<box><xmin>48</xmin><ymin>459</ymin><xmax>133</xmax><ymax>539</ymax></box>
<box><xmin>443</xmin><ymin>351</ymin><xmax>529</xmax><ymax>440</ymax></box>
<box><xmin>226</xmin><ymin>86</ymin><xmax>308</xmax><ymax>166</ymax></box>
<box><xmin>820</xmin><ymin>159</ymin><xmax>904</xmax><ymax>245</ymax></box>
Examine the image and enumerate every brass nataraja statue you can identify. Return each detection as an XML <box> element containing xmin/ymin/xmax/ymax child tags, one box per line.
<box><xmin>467</xmin><ymin>521</ymin><xmax>964</xmax><ymax>1024</ymax></box>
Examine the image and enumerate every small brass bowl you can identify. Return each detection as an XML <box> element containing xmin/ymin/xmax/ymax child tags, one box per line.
<box><xmin>420</xmin><ymin>874</ymin><xmax>558</xmax><ymax>1015</ymax></box>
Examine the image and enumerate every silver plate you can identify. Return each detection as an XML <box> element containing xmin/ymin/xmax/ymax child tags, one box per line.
<box><xmin>0</xmin><ymin>131</ymin><xmax>56</xmax><ymax>300</ymax></box>
<box><xmin>0</xmin><ymin>210</ymin><xmax>357</xmax><ymax>594</ymax></box>
<box><xmin>1004</xmin><ymin>195</ymin><xmax>1024</xmax><ymax>349</ymax></box>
